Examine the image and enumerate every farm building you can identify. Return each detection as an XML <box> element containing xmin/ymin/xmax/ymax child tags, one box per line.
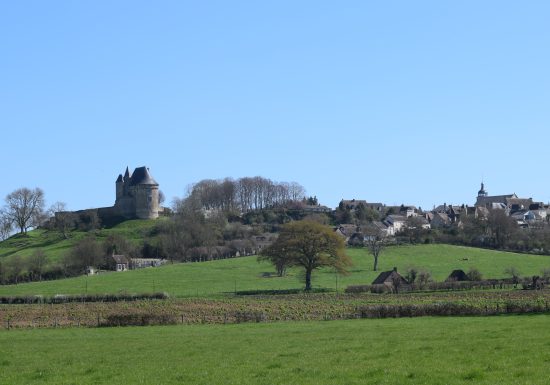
<box><xmin>372</xmin><ymin>268</ymin><xmax>408</xmax><ymax>286</ymax></box>
<box><xmin>445</xmin><ymin>269</ymin><xmax>470</xmax><ymax>282</ymax></box>
<box><xmin>112</xmin><ymin>254</ymin><xmax>130</xmax><ymax>272</ymax></box>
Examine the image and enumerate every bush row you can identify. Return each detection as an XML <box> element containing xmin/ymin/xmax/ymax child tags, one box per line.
<box><xmin>346</xmin><ymin>279</ymin><xmax>525</xmax><ymax>294</ymax></box>
<box><xmin>357</xmin><ymin>300</ymin><xmax>550</xmax><ymax>318</ymax></box>
<box><xmin>102</xmin><ymin>313</ymin><xmax>178</xmax><ymax>327</ymax></box>
<box><xmin>0</xmin><ymin>292</ymin><xmax>169</xmax><ymax>304</ymax></box>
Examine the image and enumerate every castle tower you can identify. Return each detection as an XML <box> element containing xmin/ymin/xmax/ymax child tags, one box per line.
<box><xmin>129</xmin><ymin>166</ymin><xmax>159</xmax><ymax>219</ymax></box>
<box><xmin>114</xmin><ymin>166</ymin><xmax>160</xmax><ymax>219</ymax></box>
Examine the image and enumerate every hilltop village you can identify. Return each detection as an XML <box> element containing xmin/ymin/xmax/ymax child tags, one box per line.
<box><xmin>1</xmin><ymin>166</ymin><xmax>549</xmax><ymax>284</ymax></box>
<box><xmin>334</xmin><ymin>181</ymin><xmax>548</xmax><ymax>241</ymax></box>
<box><xmin>52</xmin><ymin>167</ymin><xmax>550</xmax><ymax>253</ymax></box>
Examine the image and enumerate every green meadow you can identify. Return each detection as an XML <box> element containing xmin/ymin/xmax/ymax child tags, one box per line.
<box><xmin>0</xmin><ymin>219</ymin><xmax>161</xmax><ymax>262</ymax></box>
<box><xmin>1</xmin><ymin>244</ymin><xmax>549</xmax><ymax>297</ymax></box>
<box><xmin>1</xmin><ymin>315</ymin><xmax>550</xmax><ymax>385</ymax></box>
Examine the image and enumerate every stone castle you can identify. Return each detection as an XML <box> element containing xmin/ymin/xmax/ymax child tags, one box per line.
<box><xmin>53</xmin><ymin>166</ymin><xmax>162</xmax><ymax>226</ymax></box>
<box><xmin>113</xmin><ymin>166</ymin><xmax>160</xmax><ymax>219</ymax></box>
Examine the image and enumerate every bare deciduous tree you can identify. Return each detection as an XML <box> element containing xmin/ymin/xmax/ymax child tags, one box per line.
<box><xmin>0</xmin><ymin>213</ymin><xmax>12</xmax><ymax>241</ymax></box>
<box><xmin>48</xmin><ymin>201</ymin><xmax>74</xmax><ymax>238</ymax></box>
<box><xmin>7</xmin><ymin>255</ymin><xmax>24</xmax><ymax>284</ymax></box>
<box><xmin>158</xmin><ymin>190</ymin><xmax>166</xmax><ymax>206</ymax></box>
<box><xmin>188</xmin><ymin>176</ymin><xmax>306</xmax><ymax>213</ymax></box>
<box><xmin>28</xmin><ymin>249</ymin><xmax>48</xmax><ymax>281</ymax></box>
<box><xmin>4</xmin><ymin>187</ymin><xmax>45</xmax><ymax>234</ymax></box>
<box><xmin>363</xmin><ymin>228</ymin><xmax>387</xmax><ymax>272</ymax></box>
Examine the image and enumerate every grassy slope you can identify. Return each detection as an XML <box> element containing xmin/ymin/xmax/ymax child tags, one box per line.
<box><xmin>1</xmin><ymin>315</ymin><xmax>550</xmax><ymax>384</ymax></box>
<box><xmin>0</xmin><ymin>219</ymin><xmax>162</xmax><ymax>263</ymax></box>
<box><xmin>1</xmin><ymin>244</ymin><xmax>550</xmax><ymax>297</ymax></box>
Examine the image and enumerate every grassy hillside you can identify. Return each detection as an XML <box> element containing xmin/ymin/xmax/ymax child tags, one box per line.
<box><xmin>2</xmin><ymin>315</ymin><xmax>550</xmax><ymax>384</ymax></box>
<box><xmin>1</xmin><ymin>244</ymin><xmax>549</xmax><ymax>297</ymax></box>
<box><xmin>0</xmin><ymin>219</ymin><xmax>163</xmax><ymax>263</ymax></box>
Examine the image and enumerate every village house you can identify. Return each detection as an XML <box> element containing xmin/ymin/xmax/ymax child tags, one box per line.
<box><xmin>383</xmin><ymin>215</ymin><xmax>408</xmax><ymax>235</ymax></box>
<box><xmin>112</xmin><ymin>254</ymin><xmax>130</xmax><ymax>272</ymax></box>
<box><xmin>430</xmin><ymin>211</ymin><xmax>452</xmax><ymax>228</ymax></box>
<box><xmin>340</xmin><ymin>199</ymin><xmax>368</xmax><ymax>210</ymax></box>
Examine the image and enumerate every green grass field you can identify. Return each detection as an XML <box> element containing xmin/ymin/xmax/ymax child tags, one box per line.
<box><xmin>1</xmin><ymin>315</ymin><xmax>549</xmax><ymax>384</ymax></box>
<box><xmin>0</xmin><ymin>219</ymin><xmax>161</xmax><ymax>263</ymax></box>
<box><xmin>1</xmin><ymin>244</ymin><xmax>550</xmax><ymax>297</ymax></box>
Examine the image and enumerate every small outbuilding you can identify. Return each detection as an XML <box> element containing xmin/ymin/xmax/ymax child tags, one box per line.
<box><xmin>372</xmin><ymin>267</ymin><xmax>408</xmax><ymax>286</ymax></box>
<box><xmin>112</xmin><ymin>254</ymin><xmax>130</xmax><ymax>272</ymax></box>
<box><xmin>445</xmin><ymin>269</ymin><xmax>470</xmax><ymax>282</ymax></box>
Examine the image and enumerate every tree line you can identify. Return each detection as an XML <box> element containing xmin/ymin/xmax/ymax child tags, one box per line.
<box><xmin>186</xmin><ymin>177</ymin><xmax>305</xmax><ymax>213</ymax></box>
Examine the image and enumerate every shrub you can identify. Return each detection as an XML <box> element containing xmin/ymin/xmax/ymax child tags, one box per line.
<box><xmin>467</xmin><ymin>268</ymin><xmax>483</xmax><ymax>281</ymax></box>
<box><xmin>0</xmin><ymin>292</ymin><xmax>169</xmax><ymax>305</ymax></box>
<box><xmin>102</xmin><ymin>313</ymin><xmax>177</xmax><ymax>327</ymax></box>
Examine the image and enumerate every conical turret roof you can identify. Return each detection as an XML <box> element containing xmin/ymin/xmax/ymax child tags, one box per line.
<box><xmin>129</xmin><ymin>166</ymin><xmax>158</xmax><ymax>186</ymax></box>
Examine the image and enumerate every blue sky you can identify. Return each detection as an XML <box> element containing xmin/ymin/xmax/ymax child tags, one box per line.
<box><xmin>1</xmin><ymin>1</ymin><xmax>549</xmax><ymax>212</ymax></box>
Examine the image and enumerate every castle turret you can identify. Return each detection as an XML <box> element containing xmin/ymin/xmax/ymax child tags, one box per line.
<box><xmin>114</xmin><ymin>166</ymin><xmax>160</xmax><ymax>219</ymax></box>
<box><xmin>115</xmin><ymin>174</ymin><xmax>123</xmax><ymax>200</ymax></box>
<box><xmin>130</xmin><ymin>167</ymin><xmax>159</xmax><ymax>219</ymax></box>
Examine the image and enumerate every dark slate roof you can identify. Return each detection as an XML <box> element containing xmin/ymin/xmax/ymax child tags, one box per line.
<box><xmin>335</xmin><ymin>224</ymin><xmax>360</xmax><ymax>237</ymax></box>
<box><xmin>341</xmin><ymin>199</ymin><xmax>367</xmax><ymax>209</ymax></box>
<box><xmin>372</xmin><ymin>270</ymin><xmax>408</xmax><ymax>285</ymax></box>
<box><xmin>116</xmin><ymin>174</ymin><xmax>123</xmax><ymax>183</ymax></box>
<box><xmin>529</xmin><ymin>203</ymin><xmax>545</xmax><ymax>210</ymax></box>
<box><xmin>476</xmin><ymin>194</ymin><xmax>516</xmax><ymax>207</ymax></box>
<box><xmin>112</xmin><ymin>254</ymin><xmax>129</xmax><ymax>264</ymax></box>
<box><xmin>507</xmin><ymin>198</ymin><xmax>533</xmax><ymax>209</ymax></box>
<box><xmin>446</xmin><ymin>269</ymin><xmax>470</xmax><ymax>282</ymax></box>
<box><xmin>130</xmin><ymin>166</ymin><xmax>158</xmax><ymax>186</ymax></box>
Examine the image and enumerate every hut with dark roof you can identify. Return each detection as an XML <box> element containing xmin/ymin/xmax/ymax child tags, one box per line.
<box><xmin>371</xmin><ymin>267</ymin><xmax>409</xmax><ymax>288</ymax></box>
<box><xmin>445</xmin><ymin>269</ymin><xmax>470</xmax><ymax>282</ymax></box>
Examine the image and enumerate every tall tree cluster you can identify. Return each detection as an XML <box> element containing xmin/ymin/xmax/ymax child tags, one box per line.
<box><xmin>188</xmin><ymin>177</ymin><xmax>305</xmax><ymax>213</ymax></box>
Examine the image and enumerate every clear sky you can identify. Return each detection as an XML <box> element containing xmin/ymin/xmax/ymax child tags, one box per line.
<box><xmin>1</xmin><ymin>1</ymin><xmax>549</xmax><ymax>212</ymax></box>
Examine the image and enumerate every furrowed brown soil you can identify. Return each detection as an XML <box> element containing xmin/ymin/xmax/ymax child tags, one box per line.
<box><xmin>2</xmin><ymin>291</ymin><xmax>550</xmax><ymax>329</ymax></box>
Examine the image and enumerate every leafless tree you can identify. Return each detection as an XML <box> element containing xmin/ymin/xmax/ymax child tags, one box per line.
<box><xmin>418</xmin><ymin>270</ymin><xmax>432</xmax><ymax>289</ymax></box>
<box><xmin>188</xmin><ymin>176</ymin><xmax>306</xmax><ymax>213</ymax></box>
<box><xmin>28</xmin><ymin>249</ymin><xmax>48</xmax><ymax>281</ymax></box>
<box><xmin>288</xmin><ymin>182</ymin><xmax>306</xmax><ymax>202</ymax></box>
<box><xmin>158</xmin><ymin>190</ymin><xmax>166</xmax><ymax>206</ymax></box>
<box><xmin>363</xmin><ymin>227</ymin><xmax>387</xmax><ymax>271</ymax></box>
<box><xmin>7</xmin><ymin>255</ymin><xmax>24</xmax><ymax>284</ymax></box>
<box><xmin>3</xmin><ymin>187</ymin><xmax>45</xmax><ymax>234</ymax></box>
<box><xmin>0</xmin><ymin>260</ymin><xmax>5</xmax><ymax>284</ymax></box>
<box><xmin>504</xmin><ymin>266</ymin><xmax>521</xmax><ymax>287</ymax></box>
<box><xmin>0</xmin><ymin>213</ymin><xmax>12</xmax><ymax>241</ymax></box>
<box><xmin>48</xmin><ymin>201</ymin><xmax>74</xmax><ymax>238</ymax></box>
